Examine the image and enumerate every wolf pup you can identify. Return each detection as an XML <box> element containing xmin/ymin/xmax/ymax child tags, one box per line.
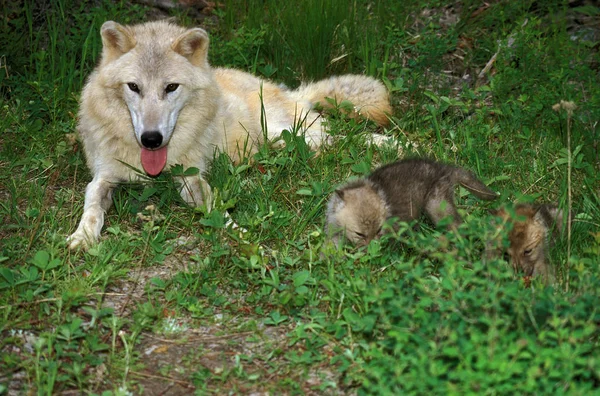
<box><xmin>492</xmin><ymin>203</ymin><xmax>566</xmax><ymax>283</ymax></box>
<box><xmin>68</xmin><ymin>20</ymin><xmax>392</xmax><ymax>249</ymax></box>
<box><xmin>325</xmin><ymin>158</ymin><xmax>498</xmax><ymax>247</ymax></box>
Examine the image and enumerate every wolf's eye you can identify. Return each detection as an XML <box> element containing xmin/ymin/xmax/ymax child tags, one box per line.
<box><xmin>523</xmin><ymin>249</ymin><xmax>532</xmax><ymax>256</ymax></box>
<box><xmin>165</xmin><ymin>83</ymin><xmax>179</xmax><ymax>93</ymax></box>
<box><xmin>355</xmin><ymin>232</ymin><xmax>366</xmax><ymax>240</ymax></box>
<box><xmin>127</xmin><ymin>82</ymin><xmax>140</xmax><ymax>93</ymax></box>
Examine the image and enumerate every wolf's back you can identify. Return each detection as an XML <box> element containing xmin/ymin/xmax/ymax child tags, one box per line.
<box><xmin>293</xmin><ymin>75</ymin><xmax>391</xmax><ymax>126</ymax></box>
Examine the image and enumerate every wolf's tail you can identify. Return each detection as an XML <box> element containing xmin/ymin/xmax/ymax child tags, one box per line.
<box><xmin>293</xmin><ymin>75</ymin><xmax>392</xmax><ymax>126</ymax></box>
<box><xmin>455</xmin><ymin>169</ymin><xmax>498</xmax><ymax>201</ymax></box>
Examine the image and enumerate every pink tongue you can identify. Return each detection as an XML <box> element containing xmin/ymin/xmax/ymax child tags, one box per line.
<box><xmin>141</xmin><ymin>146</ymin><xmax>168</xmax><ymax>176</ymax></box>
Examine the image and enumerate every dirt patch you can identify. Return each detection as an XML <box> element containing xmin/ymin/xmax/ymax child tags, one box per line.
<box><xmin>93</xmin><ymin>244</ymin><xmax>343</xmax><ymax>394</ymax></box>
<box><xmin>132</xmin><ymin>321</ymin><xmax>292</xmax><ymax>394</ymax></box>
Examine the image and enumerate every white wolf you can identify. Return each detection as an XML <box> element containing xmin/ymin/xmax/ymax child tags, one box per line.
<box><xmin>68</xmin><ymin>20</ymin><xmax>392</xmax><ymax>249</ymax></box>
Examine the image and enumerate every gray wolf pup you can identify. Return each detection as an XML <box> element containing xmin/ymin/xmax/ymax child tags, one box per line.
<box><xmin>68</xmin><ymin>20</ymin><xmax>391</xmax><ymax>249</ymax></box>
<box><xmin>325</xmin><ymin>158</ymin><xmax>498</xmax><ymax>247</ymax></box>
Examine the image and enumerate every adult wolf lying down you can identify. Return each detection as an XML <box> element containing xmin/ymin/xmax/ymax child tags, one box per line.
<box><xmin>68</xmin><ymin>20</ymin><xmax>392</xmax><ymax>249</ymax></box>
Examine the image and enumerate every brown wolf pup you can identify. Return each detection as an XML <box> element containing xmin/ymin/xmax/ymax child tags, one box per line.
<box><xmin>325</xmin><ymin>159</ymin><xmax>498</xmax><ymax>247</ymax></box>
<box><xmin>492</xmin><ymin>203</ymin><xmax>566</xmax><ymax>284</ymax></box>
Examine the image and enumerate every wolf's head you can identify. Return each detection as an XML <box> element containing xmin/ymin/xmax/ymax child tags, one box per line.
<box><xmin>97</xmin><ymin>21</ymin><xmax>216</xmax><ymax>176</ymax></box>
<box><xmin>325</xmin><ymin>180</ymin><xmax>389</xmax><ymax>246</ymax></box>
<box><xmin>492</xmin><ymin>203</ymin><xmax>566</xmax><ymax>282</ymax></box>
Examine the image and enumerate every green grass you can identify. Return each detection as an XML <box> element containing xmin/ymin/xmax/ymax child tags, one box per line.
<box><xmin>1</xmin><ymin>0</ymin><xmax>599</xmax><ymax>394</ymax></box>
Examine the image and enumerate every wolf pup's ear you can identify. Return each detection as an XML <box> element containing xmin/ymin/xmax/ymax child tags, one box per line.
<box><xmin>100</xmin><ymin>21</ymin><xmax>136</xmax><ymax>63</ymax></box>
<box><xmin>325</xmin><ymin>190</ymin><xmax>346</xmax><ymax>218</ymax></box>
<box><xmin>489</xmin><ymin>208</ymin><xmax>501</xmax><ymax>217</ymax></box>
<box><xmin>538</xmin><ymin>204</ymin><xmax>569</xmax><ymax>236</ymax></box>
<box><xmin>172</xmin><ymin>28</ymin><xmax>210</xmax><ymax>67</ymax></box>
<box><xmin>327</xmin><ymin>190</ymin><xmax>346</xmax><ymax>211</ymax></box>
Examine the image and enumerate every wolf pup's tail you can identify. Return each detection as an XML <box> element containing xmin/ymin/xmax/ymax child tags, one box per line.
<box><xmin>455</xmin><ymin>169</ymin><xmax>498</xmax><ymax>201</ymax></box>
<box><xmin>293</xmin><ymin>75</ymin><xmax>391</xmax><ymax>126</ymax></box>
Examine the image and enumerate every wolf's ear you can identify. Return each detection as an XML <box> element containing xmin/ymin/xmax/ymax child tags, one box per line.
<box><xmin>172</xmin><ymin>28</ymin><xmax>209</xmax><ymax>67</ymax></box>
<box><xmin>100</xmin><ymin>21</ymin><xmax>136</xmax><ymax>63</ymax></box>
<box><xmin>538</xmin><ymin>204</ymin><xmax>569</xmax><ymax>235</ymax></box>
<box><xmin>327</xmin><ymin>190</ymin><xmax>346</xmax><ymax>212</ymax></box>
<box><xmin>533</xmin><ymin>206</ymin><xmax>549</xmax><ymax>225</ymax></box>
<box><xmin>489</xmin><ymin>208</ymin><xmax>501</xmax><ymax>217</ymax></box>
<box><xmin>490</xmin><ymin>207</ymin><xmax>510</xmax><ymax>225</ymax></box>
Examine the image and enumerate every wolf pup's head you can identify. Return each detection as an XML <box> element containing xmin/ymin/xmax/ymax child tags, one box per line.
<box><xmin>98</xmin><ymin>21</ymin><xmax>215</xmax><ymax>176</ymax></box>
<box><xmin>325</xmin><ymin>180</ymin><xmax>390</xmax><ymax>247</ymax></box>
<box><xmin>492</xmin><ymin>203</ymin><xmax>566</xmax><ymax>282</ymax></box>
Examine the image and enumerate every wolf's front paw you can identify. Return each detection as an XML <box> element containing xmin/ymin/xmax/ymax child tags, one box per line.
<box><xmin>66</xmin><ymin>231</ymin><xmax>95</xmax><ymax>250</ymax></box>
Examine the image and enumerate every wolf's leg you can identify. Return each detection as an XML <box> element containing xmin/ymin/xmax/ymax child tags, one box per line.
<box><xmin>424</xmin><ymin>187</ymin><xmax>462</xmax><ymax>229</ymax></box>
<box><xmin>178</xmin><ymin>174</ymin><xmax>247</xmax><ymax>233</ymax></box>
<box><xmin>264</xmin><ymin>108</ymin><xmax>334</xmax><ymax>150</ymax></box>
<box><xmin>67</xmin><ymin>176</ymin><xmax>115</xmax><ymax>249</ymax></box>
<box><xmin>178</xmin><ymin>175</ymin><xmax>213</xmax><ymax>209</ymax></box>
<box><xmin>268</xmin><ymin>127</ymin><xmax>333</xmax><ymax>150</ymax></box>
<box><xmin>303</xmin><ymin>127</ymin><xmax>334</xmax><ymax>150</ymax></box>
<box><xmin>299</xmin><ymin>111</ymin><xmax>333</xmax><ymax>149</ymax></box>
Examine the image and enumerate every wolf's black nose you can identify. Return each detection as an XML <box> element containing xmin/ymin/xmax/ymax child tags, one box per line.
<box><xmin>141</xmin><ymin>131</ymin><xmax>163</xmax><ymax>149</ymax></box>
